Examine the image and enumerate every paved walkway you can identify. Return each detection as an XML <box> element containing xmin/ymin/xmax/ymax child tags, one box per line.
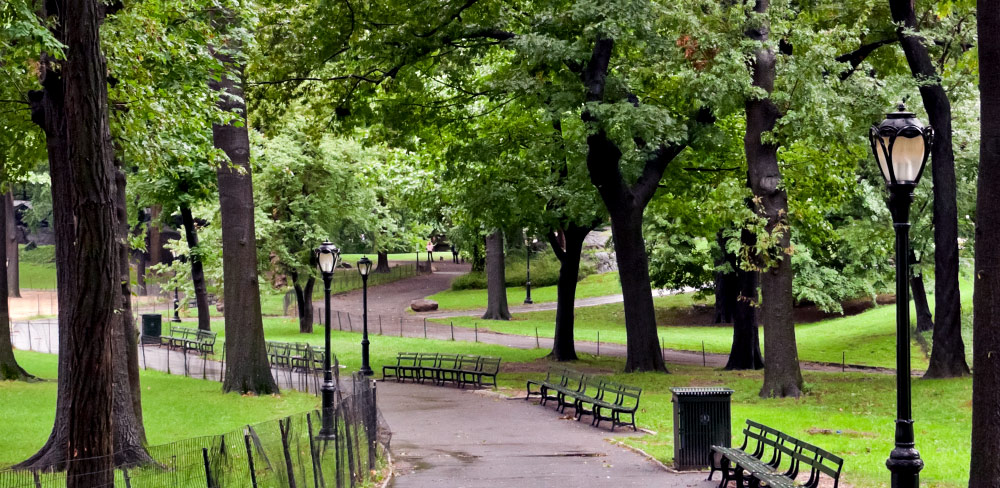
<box><xmin>379</xmin><ymin>381</ymin><xmax>714</xmax><ymax>488</ymax></box>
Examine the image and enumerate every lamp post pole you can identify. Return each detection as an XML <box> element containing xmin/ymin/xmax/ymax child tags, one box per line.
<box><xmin>887</xmin><ymin>184</ymin><xmax>922</xmax><ymax>488</ymax></box>
<box><xmin>359</xmin><ymin>257</ymin><xmax>373</xmax><ymax>376</ymax></box>
<box><xmin>315</xmin><ymin>241</ymin><xmax>340</xmax><ymax>441</ymax></box>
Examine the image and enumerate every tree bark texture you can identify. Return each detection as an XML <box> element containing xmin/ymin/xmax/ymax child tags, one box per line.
<box><xmin>726</xmin><ymin>227</ymin><xmax>764</xmax><ymax>370</ymax></box>
<box><xmin>546</xmin><ymin>225</ymin><xmax>590</xmax><ymax>361</ymax></box>
<box><xmin>180</xmin><ymin>205</ymin><xmax>212</xmax><ymax>331</ymax></box>
<box><xmin>374</xmin><ymin>251</ymin><xmax>391</xmax><ymax>273</ymax></box>
<box><xmin>887</xmin><ymin>0</ymin><xmax>970</xmax><ymax>379</ymax></box>
<box><xmin>969</xmin><ymin>1</ymin><xmax>1000</xmax><ymax>483</ymax></box>
<box><xmin>5</xmin><ymin>191</ymin><xmax>20</xmax><ymax>297</ymax></box>
<box><xmin>482</xmin><ymin>230</ymin><xmax>511</xmax><ymax>320</ymax></box>
<box><xmin>714</xmin><ymin>230</ymin><xmax>738</xmax><ymax>324</ymax></box>
<box><xmin>61</xmin><ymin>1</ymin><xmax>118</xmax><ymax>483</ymax></box>
<box><xmin>911</xmin><ymin>272</ymin><xmax>934</xmax><ymax>333</ymax></box>
<box><xmin>292</xmin><ymin>272</ymin><xmax>316</xmax><ymax>334</ymax></box>
<box><xmin>745</xmin><ymin>0</ymin><xmax>803</xmax><ymax>397</ymax></box>
<box><xmin>211</xmin><ymin>26</ymin><xmax>278</xmax><ymax>395</ymax></box>
<box><xmin>0</xmin><ymin>196</ymin><xmax>32</xmax><ymax>380</ymax></box>
<box><xmin>112</xmin><ymin>163</ymin><xmax>151</xmax><ymax>464</ymax></box>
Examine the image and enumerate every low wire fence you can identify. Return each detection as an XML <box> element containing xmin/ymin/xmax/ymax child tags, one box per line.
<box><xmin>0</xmin><ymin>373</ymin><xmax>388</xmax><ymax>488</ymax></box>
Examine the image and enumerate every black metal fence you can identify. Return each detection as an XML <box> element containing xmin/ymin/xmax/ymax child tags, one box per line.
<box><xmin>0</xmin><ymin>373</ymin><xmax>388</xmax><ymax>488</ymax></box>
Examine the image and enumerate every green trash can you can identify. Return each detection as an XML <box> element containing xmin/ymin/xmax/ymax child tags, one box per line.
<box><xmin>671</xmin><ymin>387</ymin><xmax>734</xmax><ymax>470</ymax></box>
<box><xmin>141</xmin><ymin>314</ymin><xmax>162</xmax><ymax>344</ymax></box>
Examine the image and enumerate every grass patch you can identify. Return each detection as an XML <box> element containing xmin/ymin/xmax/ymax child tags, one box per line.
<box><xmin>17</xmin><ymin>245</ymin><xmax>57</xmax><ymax>290</ymax></box>
<box><xmin>449</xmin><ymin>251</ymin><xmax>595</xmax><ymax>291</ymax></box>
<box><xmin>428</xmin><ymin>272</ymin><xmax>621</xmax><ymax>311</ymax></box>
<box><xmin>0</xmin><ymin>350</ymin><xmax>320</xmax><ymax>467</ymax></box>
<box><xmin>340</xmin><ymin>253</ymin><xmax>418</xmax><ymax>263</ymax></box>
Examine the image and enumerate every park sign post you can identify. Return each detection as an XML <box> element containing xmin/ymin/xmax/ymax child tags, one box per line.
<box><xmin>869</xmin><ymin>103</ymin><xmax>933</xmax><ymax>488</ymax></box>
<box><xmin>316</xmin><ymin>241</ymin><xmax>341</xmax><ymax>440</ymax></box>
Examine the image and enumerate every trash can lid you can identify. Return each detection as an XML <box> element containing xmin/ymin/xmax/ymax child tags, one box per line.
<box><xmin>670</xmin><ymin>387</ymin><xmax>734</xmax><ymax>396</ymax></box>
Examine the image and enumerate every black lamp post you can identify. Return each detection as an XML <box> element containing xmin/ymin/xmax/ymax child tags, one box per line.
<box><xmin>357</xmin><ymin>256</ymin><xmax>374</xmax><ymax>376</ymax></box>
<box><xmin>315</xmin><ymin>241</ymin><xmax>341</xmax><ymax>440</ymax></box>
<box><xmin>869</xmin><ymin>103</ymin><xmax>933</xmax><ymax>488</ymax></box>
<box><xmin>524</xmin><ymin>238</ymin><xmax>537</xmax><ymax>305</ymax></box>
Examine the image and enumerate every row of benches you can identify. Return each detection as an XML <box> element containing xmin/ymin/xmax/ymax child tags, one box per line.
<box><xmin>382</xmin><ymin>352</ymin><xmax>501</xmax><ymax>388</ymax></box>
<box><xmin>266</xmin><ymin>341</ymin><xmax>328</xmax><ymax>372</ymax></box>
<box><xmin>525</xmin><ymin>368</ymin><xmax>641</xmax><ymax>432</ymax></box>
<box><xmin>710</xmin><ymin>419</ymin><xmax>843</xmax><ymax>488</ymax></box>
<box><xmin>158</xmin><ymin>326</ymin><xmax>217</xmax><ymax>354</ymax></box>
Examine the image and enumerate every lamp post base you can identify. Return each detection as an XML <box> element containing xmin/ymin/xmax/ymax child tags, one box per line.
<box><xmin>318</xmin><ymin>380</ymin><xmax>337</xmax><ymax>440</ymax></box>
<box><xmin>886</xmin><ymin>422</ymin><xmax>923</xmax><ymax>488</ymax></box>
<box><xmin>359</xmin><ymin>366</ymin><xmax>374</xmax><ymax>376</ymax></box>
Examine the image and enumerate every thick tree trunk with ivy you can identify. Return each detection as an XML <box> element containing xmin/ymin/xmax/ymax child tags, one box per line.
<box><xmin>5</xmin><ymin>191</ymin><xmax>20</xmax><ymax>298</ymax></box>
<box><xmin>888</xmin><ymin>0</ymin><xmax>969</xmax><ymax>379</ymax></box>
<box><xmin>180</xmin><ymin>204</ymin><xmax>211</xmax><ymax>331</ymax></box>
<box><xmin>970</xmin><ymin>2</ymin><xmax>1000</xmax><ymax>482</ymax></box>
<box><xmin>726</xmin><ymin>227</ymin><xmax>764</xmax><ymax>371</ymax></box>
<box><xmin>546</xmin><ymin>225</ymin><xmax>590</xmax><ymax>361</ymax></box>
<box><xmin>482</xmin><ymin>229</ymin><xmax>510</xmax><ymax>320</ymax></box>
<box><xmin>0</xmin><ymin>197</ymin><xmax>31</xmax><ymax>380</ymax></box>
<box><xmin>211</xmin><ymin>19</ymin><xmax>278</xmax><ymax>394</ymax></box>
<box><xmin>746</xmin><ymin>1</ymin><xmax>803</xmax><ymax>397</ymax></box>
<box><xmin>911</xmin><ymin>273</ymin><xmax>934</xmax><ymax>333</ymax></box>
<box><xmin>291</xmin><ymin>272</ymin><xmax>316</xmax><ymax>334</ymax></box>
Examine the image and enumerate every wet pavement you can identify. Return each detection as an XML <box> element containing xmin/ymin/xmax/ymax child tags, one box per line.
<box><xmin>378</xmin><ymin>381</ymin><xmax>715</xmax><ymax>488</ymax></box>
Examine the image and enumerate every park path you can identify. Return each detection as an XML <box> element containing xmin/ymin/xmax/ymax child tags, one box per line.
<box><xmin>8</xmin><ymin>319</ymin><xmax>715</xmax><ymax>488</ymax></box>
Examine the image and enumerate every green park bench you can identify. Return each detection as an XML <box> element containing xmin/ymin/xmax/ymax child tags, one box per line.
<box><xmin>266</xmin><ymin>341</ymin><xmax>326</xmax><ymax>372</ymax></box>
<box><xmin>710</xmin><ymin>419</ymin><xmax>844</xmax><ymax>488</ymax></box>
<box><xmin>381</xmin><ymin>352</ymin><xmax>501</xmax><ymax>388</ymax></box>
<box><xmin>160</xmin><ymin>325</ymin><xmax>217</xmax><ymax>354</ymax></box>
<box><xmin>526</xmin><ymin>368</ymin><xmax>643</xmax><ymax>431</ymax></box>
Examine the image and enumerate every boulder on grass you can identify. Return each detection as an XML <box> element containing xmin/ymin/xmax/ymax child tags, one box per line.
<box><xmin>410</xmin><ymin>299</ymin><xmax>439</xmax><ymax>312</ymax></box>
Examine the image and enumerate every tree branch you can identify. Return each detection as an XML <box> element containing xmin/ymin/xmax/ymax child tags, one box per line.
<box><xmin>835</xmin><ymin>38</ymin><xmax>897</xmax><ymax>80</ymax></box>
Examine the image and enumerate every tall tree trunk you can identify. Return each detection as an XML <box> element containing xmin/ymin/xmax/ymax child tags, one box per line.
<box><xmin>292</xmin><ymin>272</ymin><xmax>315</xmax><ymax>334</ymax></box>
<box><xmin>211</xmin><ymin>16</ymin><xmax>278</xmax><ymax>395</ymax></box>
<box><xmin>374</xmin><ymin>251</ymin><xmax>391</xmax><ymax>273</ymax></box>
<box><xmin>726</xmin><ymin>227</ymin><xmax>764</xmax><ymax>370</ymax></box>
<box><xmin>546</xmin><ymin>225</ymin><xmax>589</xmax><ymax>361</ymax></box>
<box><xmin>971</xmin><ymin>0</ymin><xmax>1000</xmax><ymax>481</ymax></box>
<box><xmin>887</xmin><ymin>0</ymin><xmax>970</xmax><ymax>379</ymax></box>
<box><xmin>482</xmin><ymin>230</ymin><xmax>510</xmax><ymax>320</ymax></box>
<box><xmin>609</xmin><ymin>210</ymin><xmax>668</xmax><ymax>372</ymax></box>
<box><xmin>180</xmin><ymin>204</ymin><xmax>211</xmax><ymax>331</ymax></box>
<box><xmin>19</xmin><ymin>11</ymin><xmax>73</xmax><ymax>468</ymax></box>
<box><xmin>5</xmin><ymin>191</ymin><xmax>20</xmax><ymax>298</ymax></box>
<box><xmin>745</xmin><ymin>0</ymin><xmax>803</xmax><ymax>398</ymax></box>
<box><xmin>714</xmin><ymin>230</ymin><xmax>738</xmax><ymax>324</ymax></box>
<box><xmin>62</xmin><ymin>1</ymin><xmax>118</xmax><ymax>483</ymax></box>
<box><xmin>0</xmin><ymin>195</ymin><xmax>32</xmax><ymax>380</ymax></box>
<box><xmin>912</xmin><ymin>272</ymin><xmax>934</xmax><ymax>333</ymax></box>
<box><xmin>112</xmin><ymin>163</ymin><xmax>150</xmax><ymax>464</ymax></box>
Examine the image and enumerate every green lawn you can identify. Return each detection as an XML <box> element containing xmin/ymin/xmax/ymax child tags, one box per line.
<box><xmin>340</xmin><ymin>252</ymin><xmax>420</xmax><ymax>263</ymax></box>
<box><xmin>426</xmin><ymin>272</ymin><xmax>623</xmax><ymax>311</ymax></box>
<box><xmin>498</xmin><ymin>356</ymin><xmax>969</xmax><ymax>488</ymax></box>
<box><xmin>436</xmin><ymin>275</ymin><xmax>977</xmax><ymax>370</ymax></box>
<box><xmin>0</xmin><ymin>350</ymin><xmax>320</xmax><ymax>467</ymax></box>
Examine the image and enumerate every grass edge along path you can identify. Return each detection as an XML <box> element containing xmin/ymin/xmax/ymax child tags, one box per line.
<box><xmin>426</xmin><ymin>272</ymin><xmax>622</xmax><ymax>311</ymax></box>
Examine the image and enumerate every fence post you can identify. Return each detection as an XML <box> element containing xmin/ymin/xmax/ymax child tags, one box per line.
<box><xmin>450</xmin><ymin>322</ymin><xmax>454</xmax><ymax>341</ymax></box>
<box><xmin>423</xmin><ymin>319</ymin><xmax>427</xmax><ymax>339</ymax></box>
<box><xmin>400</xmin><ymin>317</ymin><xmax>403</xmax><ymax>337</ymax></box>
<box><xmin>702</xmin><ymin>341</ymin><xmax>706</xmax><ymax>367</ymax></box>
<box><xmin>244</xmin><ymin>433</ymin><xmax>259</xmax><ymax>488</ymax></box>
<box><xmin>141</xmin><ymin>342</ymin><xmax>147</xmax><ymax>370</ymax></box>
<box><xmin>337</xmin><ymin>311</ymin><xmax>343</xmax><ymax>331</ymax></box>
<box><xmin>597</xmin><ymin>331</ymin><xmax>600</xmax><ymax>357</ymax></box>
<box><xmin>474</xmin><ymin>323</ymin><xmax>478</xmax><ymax>343</ymax></box>
<box><xmin>202</xmin><ymin>447</ymin><xmax>215</xmax><ymax>488</ymax></box>
<box><xmin>123</xmin><ymin>467</ymin><xmax>132</xmax><ymax>488</ymax></box>
<box><xmin>306</xmin><ymin>413</ymin><xmax>325</xmax><ymax>488</ymax></box>
<box><xmin>535</xmin><ymin>327</ymin><xmax>539</xmax><ymax>348</ymax></box>
<box><xmin>347</xmin><ymin>313</ymin><xmax>353</xmax><ymax>332</ymax></box>
<box><xmin>378</xmin><ymin>315</ymin><xmax>382</xmax><ymax>335</ymax></box>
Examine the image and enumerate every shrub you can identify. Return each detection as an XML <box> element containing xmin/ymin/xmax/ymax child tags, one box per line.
<box><xmin>450</xmin><ymin>251</ymin><xmax>595</xmax><ymax>290</ymax></box>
